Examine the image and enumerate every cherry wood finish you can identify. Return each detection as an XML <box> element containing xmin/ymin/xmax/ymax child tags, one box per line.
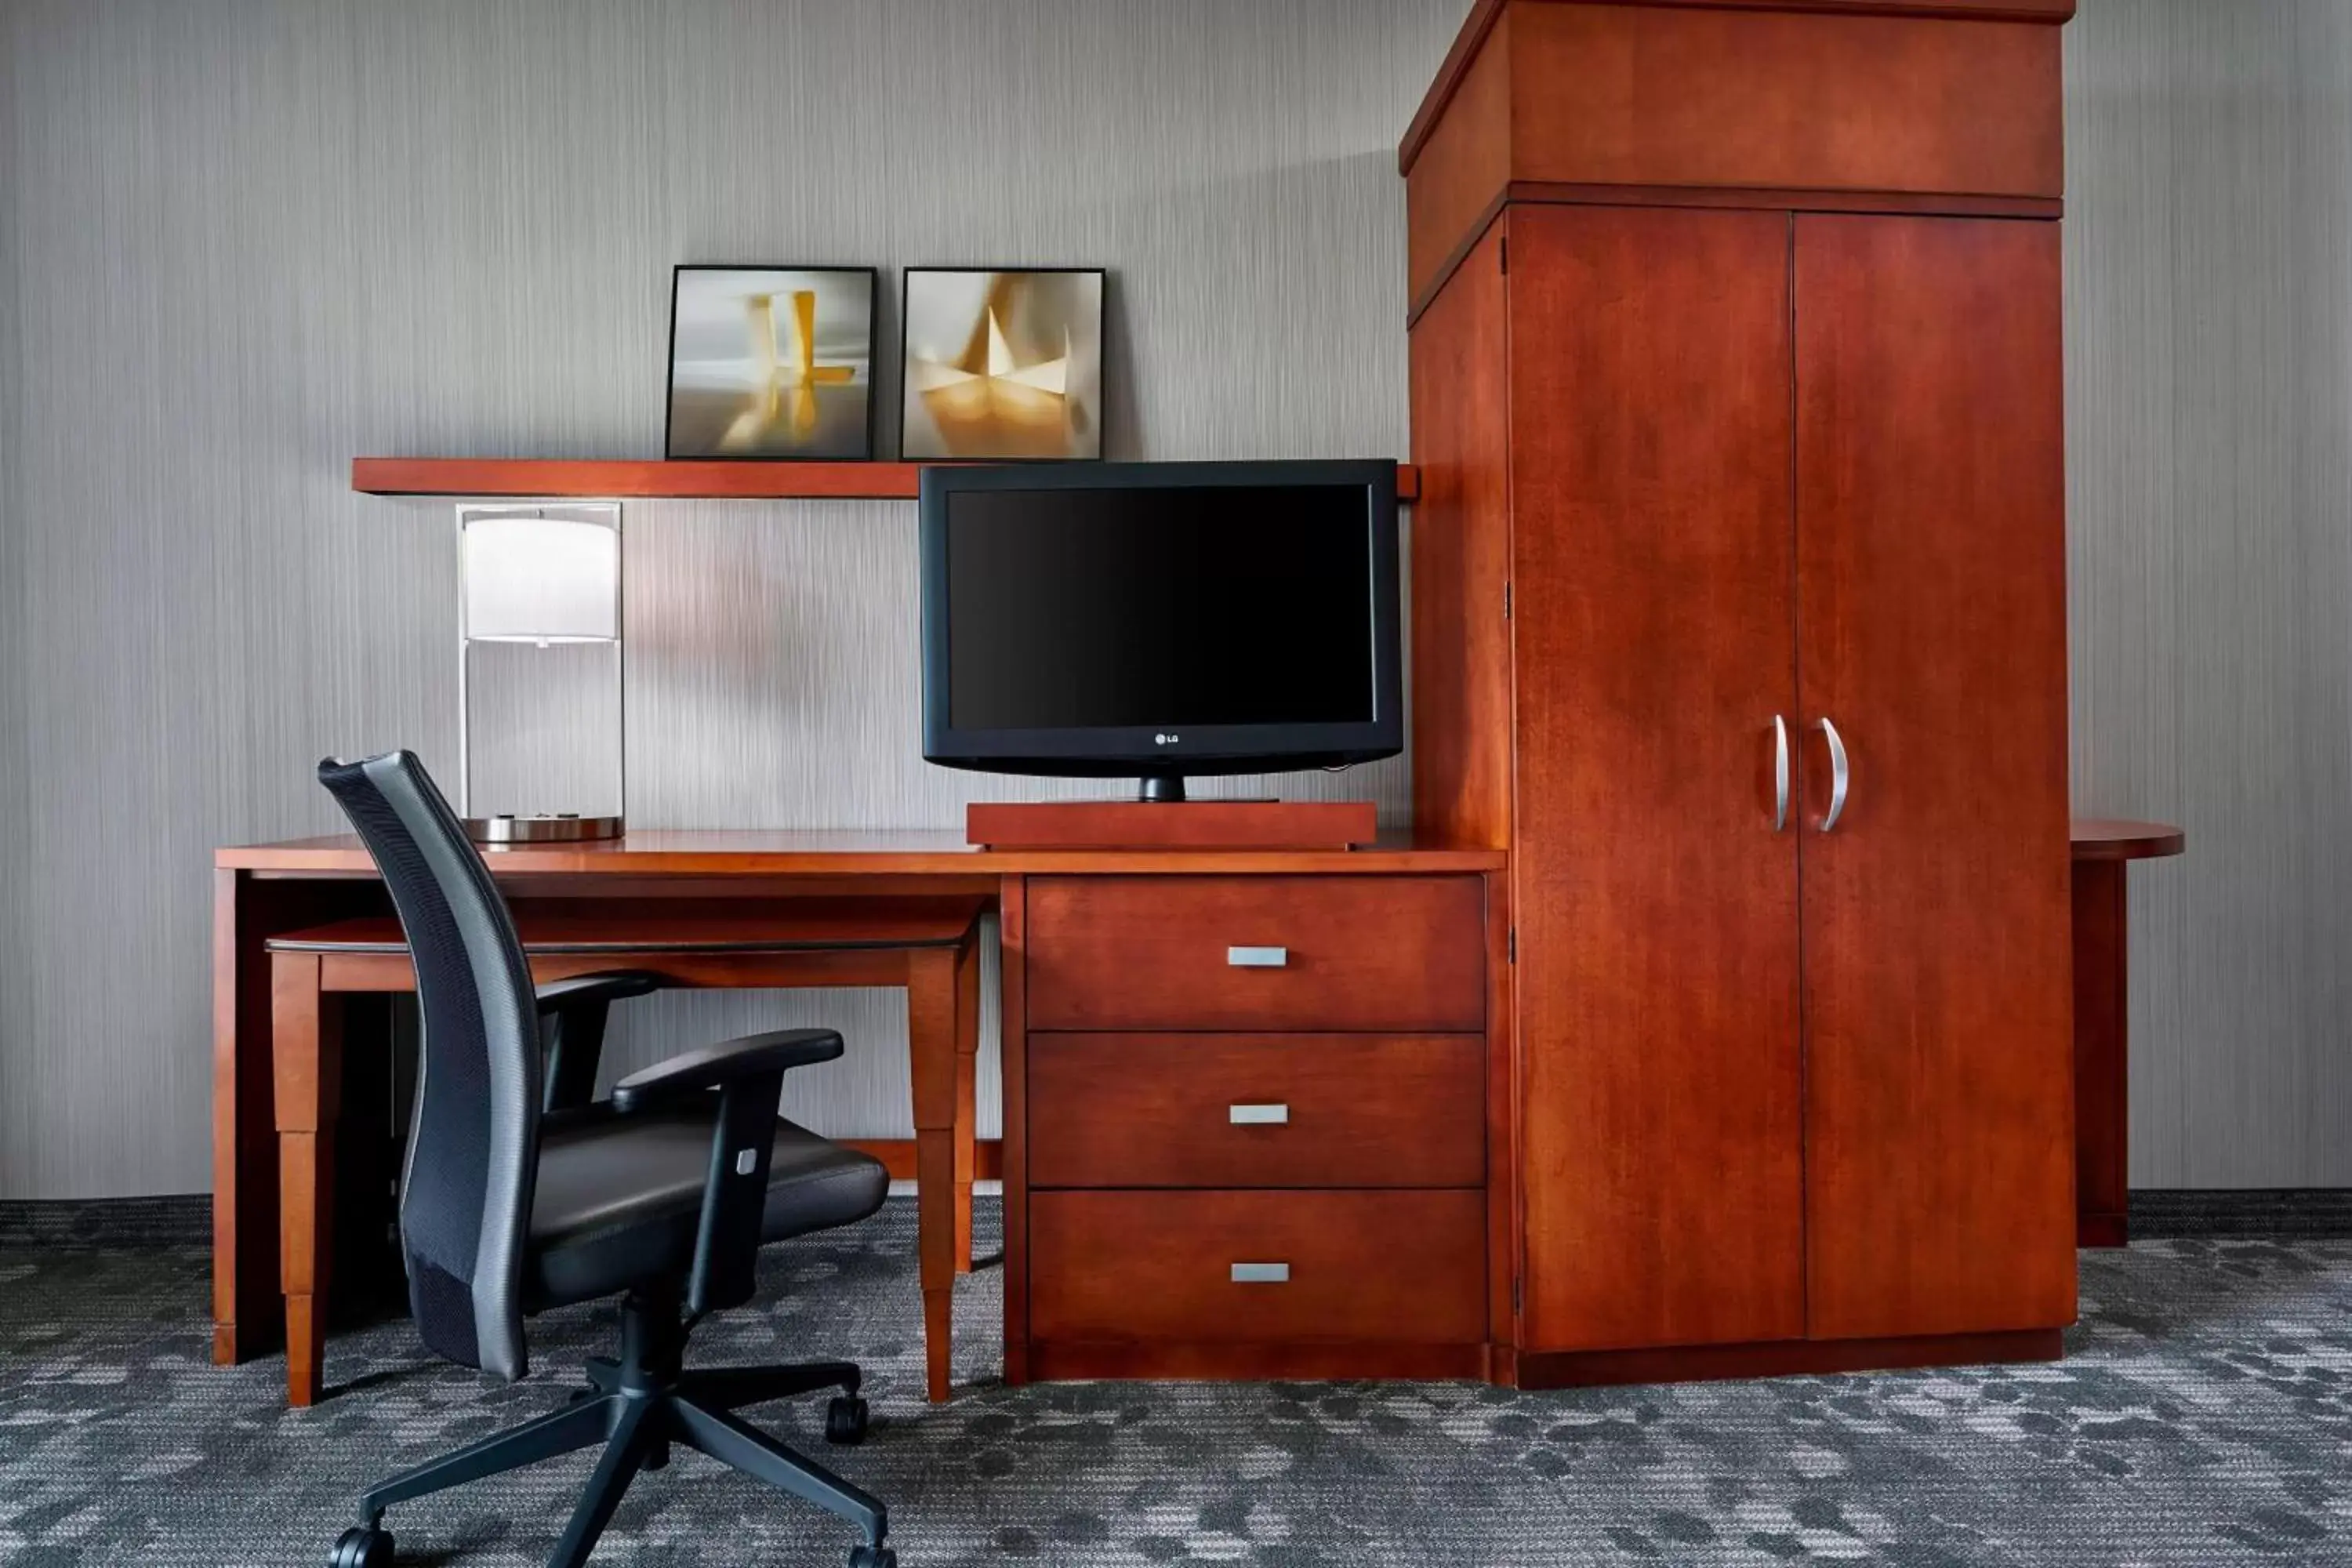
<box><xmin>1403</xmin><ymin>7</ymin><xmax>1516</xmax><ymax>328</ymax></box>
<box><xmin>1397</xmin><ymin>0</ymin><xmax>2080</xmax><ymax>188</ymax></box>
<box><xmin>1408</xmin><ymin>224</ymin><xmax>1515</xmax><ymax>850</ymax></box>
<box><xmin>1795</xmin><ymin>214</ymin><xmax>2074</xmax><ymax>1339</ymax></box>
<box><xmin>1025</xmin><ymin>875</ymin><xmax>1486</xmax><ymax>1033</ymax></box>
<box><xmin>271</xmin><ymin>951</ymin><xmax>340</xmax><ymax>1408</ymax></box>
<box><xmin>2071</xmin><ymin>818</ymin><xmax>2187</xmax><ymax>862</ymax></box>
<box><xmin>2070</xmin><ymin>819</ymin><xmax>2185</xmax><ymax>1247</ymax></box>
<box><xmin>1025</xmin><ymin>1033</ymin><xmax>1486</xmax><ymax>1189</ymax></box>
<box><xmin>353</xmin><ymin>457</ymin><xmax>1421</xmax><ymax>504</ymax></box>
<box><xmin>997</xmin><ymin>876</ymin><xmax>1032</xmax><ymax>1386</ymax></box>
<box><xmin>1027</xmin><ymin>1190</ymin><xmax>1487</xmax><ymax>1347</ymax></box>
<box><xmin>2071</xmin><ymin>858</ymin><xmax>2130</xmax><ymax>1250</ymax></box>
<box><xmin>1508</xmin><ymin>204</ymin><xmax>1809</xmax><ymax>1353</ymax></box>
<box><xmin>966</xmin><ymin>799</ymin><xmax>1377</xmax><ymax>851</ymax></box>
<box><xmin>1403</xmin><ymin>0</ymin><xmax>2079</xmax><ymax>1388</ymax></box>
<box><xmin>308</xmin><ymin>946</ymin><xmax>923</xmax><ymax>994</ymax></box>
<box><xmin>212</xmin><ymin>869</ymin><xmax>387</xmax><ymax>1364</ymax></box>
<box><xmin>267</xmin><ymin>899</ymin><xmax>985</xmax><ymax>955</ymax></box>
<box><xmin>906</xmin><ymin>943</ymin><xmax>964</xmax><ymax>1401</ymax></box>
<box><xmin>1401</xmin><ymin>0</ymin><xmax>2069</xmax><ymax>307</ymax></box>
<box><xmin>1479</xmin><ymin>872</ymin><xmax>1520</xmax><ymax>1353</ymax></box>
<box><xmin>1514</xmin><ymin>1328</ymin><xmax>2064</xmax><ymax>1390</ymax></box>
<box><xmin>1405</xmin><ymin>184</ymin><xmax>2067</xmax><ymax>331</ymax></box>
<box><xmin>1406</xmin><ymin>185</ymin><xmax>2066</xmax><ymax>332</ymax></box>
<box><xmin>217</xmin><ymin>830</ymin><xmax>1502</xmax><ymax>879</ymax></box>
<box><xmin>220</xmin><ymin>840</ymin><xmax>1499</xmax><ymax>1400</ymax></box>
<box><xmin>1005</xmin><ymin>869</ymin><xmax>1496</xmax><ymax>1385</ymax></box>
<box><xmin>1027</xmin><ymin>1340</ymin><xmax>1490</xmax><ymax>1384</ymax></box>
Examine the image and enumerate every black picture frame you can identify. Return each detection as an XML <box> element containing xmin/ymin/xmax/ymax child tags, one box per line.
<box><xmin>898</xmin><ymin>266</ymin><xmax>1108</xmax><ymax>463</ymax></box>
<box><xmin>664</xmin><ymin>264</ymin><xmax>880</xmax><ymax>462</ymax></box>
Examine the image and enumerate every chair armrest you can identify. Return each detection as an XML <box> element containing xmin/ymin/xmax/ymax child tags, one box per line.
<box><xmin>611</xmin><ymin>1029</ymin><xmax>844</xmax><ymax>1113</ymax></box>
<box><xmin>612</xmin><ymin>1028</ymin><xmax>846</xmax><ymax>1318</ymax></box>
<box><xmin>535</xmin><ymin>971</ymin><xmax>666</xmax><ymax>1114</ymax></box>
<box><xmin>535</xmin><ymin>971</ymin><xmax>665</xmax><ymax>1014</ymax></box>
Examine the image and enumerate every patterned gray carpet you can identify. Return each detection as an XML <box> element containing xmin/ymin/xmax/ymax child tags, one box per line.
<box><xmin>2</xmin><ymin>1201</ymin><xmax>2349</xmax><ymax>1566</ymax></box>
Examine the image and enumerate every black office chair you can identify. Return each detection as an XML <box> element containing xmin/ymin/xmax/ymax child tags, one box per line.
<box><xmin>315</xmin><ymin>751</ymin><xmax>896</xmax><ymax>1568</ymax></box>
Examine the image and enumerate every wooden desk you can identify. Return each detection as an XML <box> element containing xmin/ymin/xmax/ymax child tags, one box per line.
<box><xmin>2071</xmin><ymin>819</ymin><xmax>2187</xmax><ymax>1248</ymax></box>
<box><xmin>213</xmin><ymin>832</ymin><xmax>1500</xmax><ymax>1405</ymax></box>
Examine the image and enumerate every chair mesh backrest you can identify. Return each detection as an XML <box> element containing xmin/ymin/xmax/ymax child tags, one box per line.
<box><xmin>317</xmin><ymin>751</ymin><xmax>540</xmax><ymax>1380</ymax></box>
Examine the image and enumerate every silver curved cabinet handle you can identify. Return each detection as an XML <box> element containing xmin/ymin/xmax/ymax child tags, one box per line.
<box><xmin>1773</xmin><ymin>715</ymin><xmax>1790</xmax><ymax>833</ymax></box>
<box><xmin>1819</xmin><ymin>717</ymin><xmax>1850</xmax><ymax>833</ymax></box>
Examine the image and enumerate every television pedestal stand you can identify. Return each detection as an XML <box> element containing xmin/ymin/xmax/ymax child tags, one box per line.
<box><xmin>967</xmin><ymin>787</ymin><xmax>1378</xmax><ymax>851</ymax></box>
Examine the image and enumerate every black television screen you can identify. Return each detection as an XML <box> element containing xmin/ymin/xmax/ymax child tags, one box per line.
<box><xmin>919</xmin><ymin>461</ymin><xmax>1402</xmax><ymax>795</ymax></box>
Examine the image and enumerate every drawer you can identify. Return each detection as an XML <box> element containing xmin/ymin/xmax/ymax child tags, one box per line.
<box><xmin>1029</xmin><ymin>1189</ymin><xmax>1486</xmax><ymax>1345</ymax></box>
<box><xmin>1025</xmin><ymin>875</ymin><xmax>1486</xmax><ymax>1032</ymax></box>
<box><xmin>1028</xmin><ymin>1033</ymin><xmax>1486</xmax><ymax>1189</ymax></box>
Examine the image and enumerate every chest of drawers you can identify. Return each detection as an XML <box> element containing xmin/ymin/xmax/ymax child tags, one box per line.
<box><xmin>1002</xmin><ymin>869</ymin><xmax>1507</xmax><ymax>1385</ymax></box>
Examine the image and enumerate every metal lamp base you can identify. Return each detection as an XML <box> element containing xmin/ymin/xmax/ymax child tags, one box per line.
<box><xmin>465</xmin><ymin>814</ymin><xmax>625</xmax><ymax>844</ymax></box>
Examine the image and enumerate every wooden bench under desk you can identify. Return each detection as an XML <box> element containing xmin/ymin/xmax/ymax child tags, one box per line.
<box><xmin>260</xmin><ymin>896</ymin><xmax>987</xmax><ymax>1409</ymax></box>
<box><xmin>213</xmin><ymin>832</ymin><xmax>1504</xmax><ymax>1407</ymax></box>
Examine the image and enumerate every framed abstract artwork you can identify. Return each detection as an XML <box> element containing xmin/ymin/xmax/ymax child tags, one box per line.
<box><xmin>666</xmin><ymin>265</ymin><xmax>877</xmax><ymax>460</ymax></box>
<box><xmin>899</xmin><ymin>267</ymin><xmax>1105</xmax><ymax>460</ymax></box>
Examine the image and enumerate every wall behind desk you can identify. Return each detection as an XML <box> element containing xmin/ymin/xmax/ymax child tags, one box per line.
<box><xmin>0</xmin><ymin>0</ymin><xmax>1463</xmax><ymax>1199</ymax></box>
<box><xmin>2065</xmin><ymin>0</ymin><xmax>2352</xmax><ymax>1186</ymax></box>
<box><xmin>7</xmin><ymin>0</ymin><xmax>2343</xmax><ymax>1200</ymax></box>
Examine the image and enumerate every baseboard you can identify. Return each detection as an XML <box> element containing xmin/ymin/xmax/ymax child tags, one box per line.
<box><xmin>2129</xmin><ymin>1188</ymin><xmax>2352</xmax><ymax>1238</ymax></box>
<box><xmin>1514</xmin><ymin>1328</ymin><xmax>2063</xmax><ymax>1389</ymax></box>
<box><xmin>0</xmin><ymin>1194</ymin><xmax>212</xmax><ymax>1249</ymax></box>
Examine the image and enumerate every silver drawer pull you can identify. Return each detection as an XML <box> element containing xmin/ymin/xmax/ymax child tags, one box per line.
<box><xmin>1230</xmin><ymin>1262</ymin><xmax>1290</xmax><ymax>1284</ymax></box>
<box><xmin>1227</xmin><ymin>946</ymin><xmax>1288</xmax><ymax>967</ymax></box>
<box><xmin>1229</xmin><ymin>1103</ymin><xmax>1290</xmax><ymax>1125</ymax></box>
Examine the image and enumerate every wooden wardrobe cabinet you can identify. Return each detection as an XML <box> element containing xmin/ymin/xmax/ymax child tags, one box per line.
<box><xmin>1405</xmin><ymin>0</ymin><xmax>2078</xmax><ymax>1385</ymax></box>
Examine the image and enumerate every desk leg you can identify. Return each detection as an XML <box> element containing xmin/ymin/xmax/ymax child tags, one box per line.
<box><xmin>2074</xmin><ymin>859</ymin><xmax>2130</xmax><ymax>1248</ymax></box>
<box><xmin>908</xmin><ymin>947</ymin><xmax>960</xmax><ymax>1402</ymax></box>
<box><xmin>215</xmin><ymin>870</ymin><xmax>358</xmax><ymax>1364</ymax></box>
<box><xmin>273</xmin><ymin>953</ymin><xmax>343</xmax><ymax>1406</ymax></box>
<box><xmin>954</xmin><ymin>930</ymin><xmax>981</xmax><ymax>1276</ymax></box>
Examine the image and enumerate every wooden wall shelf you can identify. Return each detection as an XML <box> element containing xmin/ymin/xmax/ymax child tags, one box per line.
<box><xmin>352</xmin><ymin>458</ymin><xmax>1422</xmax><ymax>504</ymax></box>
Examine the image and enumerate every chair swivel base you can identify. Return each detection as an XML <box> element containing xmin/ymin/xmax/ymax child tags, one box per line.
<box><xmin>328</xmin><ymin>1296</ymin><xmax>891</xmax><ymax>1568</ymax></box>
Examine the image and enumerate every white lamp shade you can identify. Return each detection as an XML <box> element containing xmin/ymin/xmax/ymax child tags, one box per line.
<box><xmin>463</xmin><ymin>515</ymin><xmax>621</xmax><ymax>642</ymax></box>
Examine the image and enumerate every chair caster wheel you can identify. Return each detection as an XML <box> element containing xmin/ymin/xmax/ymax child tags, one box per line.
<box><xmin>329</xmin><ymin>1525</ymin><xmax>394</xmax><ymax>1567</ymax></box>
<box><xmin>826</xmin><ymin>1394</ymin><xmax>870</xmax><ymax>1446</ymax></box>
<box><xmin>848</xmin><ymin>1548</ymin><xmax>895</xmax><ymax>1568</ymax></box>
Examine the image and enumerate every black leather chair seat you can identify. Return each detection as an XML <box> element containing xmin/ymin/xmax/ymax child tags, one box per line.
<box><xmin>527</xmin><ymin>1105</ymin><xmax>889</xmax><ymax>1310</ymax></box>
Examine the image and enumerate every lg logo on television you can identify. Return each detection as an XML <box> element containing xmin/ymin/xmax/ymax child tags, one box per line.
<box><xmin>1154</xmin><ymin>733</ymin><xmax>1180</xmax><ymax>746</ymax></box>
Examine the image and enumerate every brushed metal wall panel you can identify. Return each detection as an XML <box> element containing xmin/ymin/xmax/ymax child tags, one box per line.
<box><xmin>0</xmin><ymin>0</ymin><xmax>1464</xmax><ymax>1197</ymax></box>
<box><xmin>2064</xmin><ymin>0</ymin><xmax>2352</xmax><ymax>1185</ymax></box>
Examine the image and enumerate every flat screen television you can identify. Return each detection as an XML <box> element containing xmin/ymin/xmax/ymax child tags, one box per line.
<box><xmin>919</xmin><ymin>460</ymin><xmax>1403</xmax><ymax>800</ymax></box>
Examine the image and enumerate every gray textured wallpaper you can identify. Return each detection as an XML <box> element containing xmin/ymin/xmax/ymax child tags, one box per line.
<box><xmin>0</xmin><ymin>0</ymin><xmax>1457</xmax><ymax>1198</ymax></box>
<box><xmin>2062</xmin><ymin>0</ymin><xmax>2352</xmax><ymax>1186</ymax></box>
<box><xmin>2</xmin><ymin>0</ymin><xmax>2342</xmax><ymax>1199</ymax></box>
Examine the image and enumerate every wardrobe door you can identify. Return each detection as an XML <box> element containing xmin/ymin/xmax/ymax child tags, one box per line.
<box><xmin>1794</xmin><ymin>215</ymin><xmax>2075</xmax><ymax>1341</ymax></box>
<box><xmin>1510</xmin><ymin>205</ymin><xmax>1806</xmax><ymax>1352</ymax></box>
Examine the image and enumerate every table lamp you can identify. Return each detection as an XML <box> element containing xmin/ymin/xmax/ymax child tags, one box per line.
<box><xmin>456</xmin><ymin>504</ymin><xmax>626</xmax><ymax>841</ymax></box>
